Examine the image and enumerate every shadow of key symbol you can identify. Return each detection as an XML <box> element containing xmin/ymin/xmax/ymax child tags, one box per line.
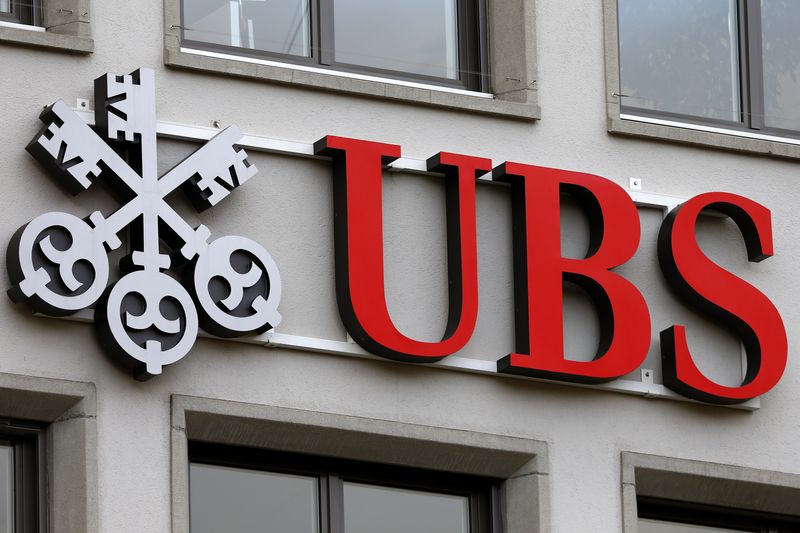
<box><xmin>7</xmin><ymin>68</ymin><xmax>282</xmax><ymax>380</ymax></box>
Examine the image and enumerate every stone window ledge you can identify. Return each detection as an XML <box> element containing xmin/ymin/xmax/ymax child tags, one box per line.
<box><xmin>607</xmin><ymin>113</ymin><xmax>800</xmax><ymax>160</ymax></box>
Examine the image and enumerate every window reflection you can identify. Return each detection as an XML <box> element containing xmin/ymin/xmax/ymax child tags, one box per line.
<box><xmin>618</xmin><ymin>0</ymin><xmax>740</xmax><ymax>122</ymax></box>
<box><xmin>343</xmin><ymin>482</ymin><xmax>469</xmax><ymax>533</ymax></box>
<box><xmin>189</xmin><ymin>463</ymin><xmax>319</xmax><ymax>533</ymax></box>
<box><xmin>183</xmin><ymin>0</ymin><xmax>311</xmax><ymax>57</ymax></box>
<box><xmin>334</xmin><ymin>0</ymin><xmax>460</xmax><ymax>79</ymax></box>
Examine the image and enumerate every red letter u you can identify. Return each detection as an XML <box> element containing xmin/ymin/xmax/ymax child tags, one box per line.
<box><xmin>314</xmin><ymin>136</ymin><xmax>490</xmax><ymax>362</ymax></box>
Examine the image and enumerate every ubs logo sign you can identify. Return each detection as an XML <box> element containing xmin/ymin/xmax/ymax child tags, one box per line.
<box><xmin>7</xmin><ymin>68</ymin><xmax>282</xmax><ymax>380</ymax></box>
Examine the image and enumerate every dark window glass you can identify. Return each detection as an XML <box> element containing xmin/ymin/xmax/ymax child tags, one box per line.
<box><xmin>0</xmin><ymin>422</ymin><xmax>44</xmax><ymax>533</ymax></box>
<box><xmin>190</xmin><ymin>463</ymin><xmax>319</xmax><ymax>533</ymax></box>
<box><xmin>343</xmin><ymin>482</ymin><xmax>469</xmax><ymax>533</ymax></box>
<box><xmin>333</xmin><ymin>0</ymin><xmax>459</xmax><ymax>80</ymax></box>
<box><xmin>760</xmin><ymin>0</ymin><xmax>800</xmax><ymax>132</ymax></box>
<box><xmin>189</xmin><ymin>442</ymin><xmax>497</xmax><ymax>533</ymax></box>
<box><xmin>638</xmin><ymin>497</ymin><xmax>800</xmax><ymax>533</ymax></box>
<box><xmin>0</xmin><ymin>443</ymin><xmax>13</xmax><ymax>533</ymax></box>
<box><xmin>183</xmin><ymin>0</ymin><xmax>311</xmax><ymax>57</ymax></box>
<box><xmin>638</xmin><ymin>519</ymin><xmax>748</xmax><ymax>533</ymax></box>
<box><xmin>618</xmin><ymin>0</ymin><xmax>740</xmax><ymax>122</ymax></box>
<box><xmin>180</xmin><ymin>0</ymin><xmax>485</xmax><ymax>90</ymax></box>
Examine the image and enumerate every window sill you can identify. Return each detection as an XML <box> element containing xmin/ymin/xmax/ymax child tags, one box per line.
<box><xmin>608</xmin><ymin>112</ymin><xmax>800</xmax><ymax>160</ymax></box>
<box><xmin>162</xmin><ymin>34</ymin><xmax>540</xmax><ymax>121</ymax></box>
<box><xmin>0</xmin><ymin>19</ymin><xmax>93</xmax><ymax>53</ymax></box>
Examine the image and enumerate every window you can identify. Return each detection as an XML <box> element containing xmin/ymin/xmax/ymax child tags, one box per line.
<box><xmin>637</xmin><ymin>497</ymin><xmax>800</xmax><ymax>533</ymax></box>
<box><xmin>0</xmin><ymin>421</ymin><xmax>44</xmax><ymax>533</ymax></box>
<box><xmin>0</xmin><ymin>373</ymin><xmax>97</xmax><ymax>533</ymax></box>
<box><xmin>0</xmin><ymin>0</ymin><xmax>40</xmax><ymax>26</ymax></box>
<box><xmin>165</xmin><ymin>0</ymin><xmax>539</xmax><ymax>119</ymax></box>
<box><xmin>171</xmin><ymin>396</ymin><xmax>549</xmax><ymax>533</ymax></box>
<box><xmin>618</xmin><ymin>0</ymin><xmax>800</xmax><ymax>137</ymax></box>
<box><xmin>179</xmin><ymin>0</ymin><xmax>486</xmax><ymax>91</ymax></box>
<box><xmin>0</xmin><ymin>0</ymin><xmax>93</xmax><ymax>53</ymax></box>
<box><xmin>621</xmin><ymin>453</ymin><xmax>800</xmax><ymax>533</ymax></box>
<box><xmin>604</xmin><ymin>0</ymin><xmax>800</xmax><ymax>157</ymax></box>
<box><xmin>189</xmin><ymin>442</ymin><xmax>497</xmax><ymax>533</ymax></box>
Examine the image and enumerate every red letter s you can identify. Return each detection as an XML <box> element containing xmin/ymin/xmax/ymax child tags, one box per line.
<box><xmin>658</xmin><ymin>193</ymin><xmax>787</xmax><ymax>404</ymax></box>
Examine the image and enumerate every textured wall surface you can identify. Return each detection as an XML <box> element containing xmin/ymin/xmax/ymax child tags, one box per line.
<box><xmin>0</xmin><ymin>1</ymin><xmax>798</xmax><ymax>532</ymax></box>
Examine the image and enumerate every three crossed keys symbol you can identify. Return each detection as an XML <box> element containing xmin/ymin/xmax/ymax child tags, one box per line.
<box><xmin>7</xmin><ymin>68</ymin><xmax>282</xmax><ymax>380</ymax></box>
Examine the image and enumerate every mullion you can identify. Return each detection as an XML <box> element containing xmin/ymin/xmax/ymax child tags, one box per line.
<box><xmin>326</xmin><ymin>473</ymin><xmax>345</xmax><ymax>533</ymax></box>
<box><xmin>456</xmin><ymin>0</ymin><xmax>471</xmax><ymax>87</ymax></box>
<box><xmin>468</xmin><ymin>492</ymin><xmax>492</xmax><ymax>533</ymax></box>
<box><xmin>744</xmin><ymin>0</ymin><xmax>766</xmax><ymax>130</ymax></box>
<box><xmin>476</xmin><ymin>0</ymin><xmax>490</xmax><ymax>93</ymax></box>
<box><xmin>34</xmin><ymin>432</ymin><xmax>45</xmax><ymax>533</ymax></box>
<box><xmin>490</xmin><ymin>486</ymin><xmax>502</xmax><ymax>533</ymax></box>
<box><xmin>317</xmin><ymin>0</ymin><xmax>333</xmax><ymax>66</ymax></box>
<box><xmin>308</xmin><ymin>0</ymin><xmax>321</xmax><ymax>64</ymax></box>
<box><xmin>736</xmin><ymin>0</ymin><xmax>752</xmax><ymax>128</ymax></box>
<box><xmin>317</xmin><ymin>472</ymin><xmax>331</xmax><ymax>533</ymax></box>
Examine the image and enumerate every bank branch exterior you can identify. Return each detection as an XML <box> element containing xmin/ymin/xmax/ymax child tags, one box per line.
<box><xmin>0</xmin><ymin>0</ymin><xmax>799</xmax><ymax>532</ymax></box>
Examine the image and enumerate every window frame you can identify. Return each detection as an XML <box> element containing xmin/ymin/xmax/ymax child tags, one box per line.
<box><xmin>0</xmin><ymin>420</ymin><xmax>45</xmax><ymax>533</ymax></box>
<box><xmin>179</xmin><ymin>0</ymin><xmax>488</xmax><ymax>92</ymax></box>
<box><xmin>603</xmin><ymin>0</ymin><xmax>800</xmax><ymax>159</ymax></box>
<box><xmin>189</xmin><ymin>440</ymin><xmax>499</xmax><ymax>533</ymax></box>
<box><xmin>637</xmin><ymin>496</ymin><xmax>800</xmax><ymax>533</ymax></box>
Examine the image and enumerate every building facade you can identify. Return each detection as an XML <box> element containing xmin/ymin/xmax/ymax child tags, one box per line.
<box><xmin>0</xmin><ymin>0</ymin><xmax>799</xmax><ymax>532</ymax></box>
